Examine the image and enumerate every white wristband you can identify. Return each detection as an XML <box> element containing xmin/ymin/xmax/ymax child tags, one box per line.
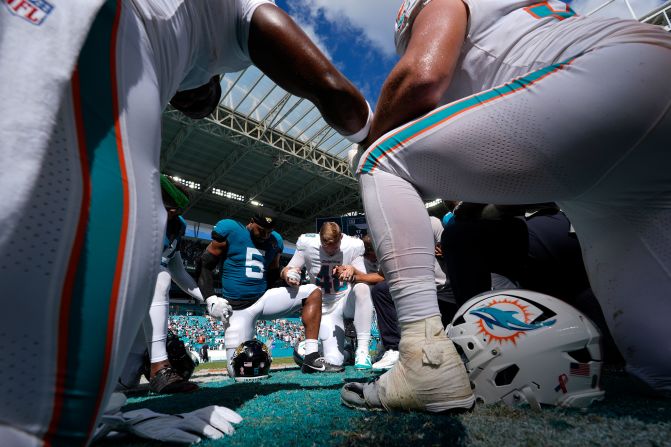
<box><xmin>343</xmin><ymin>101</ymin><xmax>373</xmax><ymax>144</ymax></box>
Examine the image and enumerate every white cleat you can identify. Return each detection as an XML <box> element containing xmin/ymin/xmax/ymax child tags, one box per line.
<box><xmin>354</xmin><ymin>350</ymin><xmax>372</xmax><ymax>370</ymax></box>
<box><xmin>372</xmin><ymin>349</ymin><xmax>399</xmax><ymax>371</ymax></box>
<box><xmin>341</xmin><ymin>315</ymin><xmax>475</xmax><ymax>413</ymax></box>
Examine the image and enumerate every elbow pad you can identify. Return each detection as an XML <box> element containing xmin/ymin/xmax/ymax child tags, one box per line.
<box><xmin>266</xmin><ymin>268</ymin><xmax>280</xmax><ymax>288</ymax></box>
<box><xmin>200</xmin><ymin>250</ymin><xmax>219</xmax><ymax>271</ymax></box>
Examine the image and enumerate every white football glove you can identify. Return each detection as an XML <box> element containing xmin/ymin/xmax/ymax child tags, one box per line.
<box><xmin>91</xmin><ymin>392</ymin><xmax>129</xmax><ymax>443</ymax></box>
<box><xmin>285</xmin><ymin>269</ymin><xmax>301</xmax><ymax>287</ymax></box>
<box><xmin>119</xmin><ymin>406</ymin><xmax>241</xmax><ymax>444</ymax></box>
<box><xmin>206</xmin><ymin>295</ymin><xmax>232</xmax><ymax>326</ymax></box>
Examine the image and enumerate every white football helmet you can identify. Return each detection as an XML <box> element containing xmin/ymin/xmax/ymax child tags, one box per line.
<box><xmin>446</xmin><ymin>290</ymin><xmax>604</xmax><ymax>410</ymax></box>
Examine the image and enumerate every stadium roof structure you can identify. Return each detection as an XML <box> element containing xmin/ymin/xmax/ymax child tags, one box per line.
<box><xmin>161</xmin><ymin>65</ymin><xmax>360</xmax><ymax>242</ymax></box>
<box><xmin>639</xmin><ymin>0</ymin><xmax>671</xmax><ymax>29</ymax></box>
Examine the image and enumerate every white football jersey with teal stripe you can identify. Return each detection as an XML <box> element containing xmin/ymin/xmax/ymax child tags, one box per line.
<box><xmin>396</xmin><ymin>0</ymin><xmax>669</xmax><ymax>104</ymax></box>
<box><xmin>294</xmin><ymin>234</ymin><xmax>366</xmax><ymax>302</ymax></box>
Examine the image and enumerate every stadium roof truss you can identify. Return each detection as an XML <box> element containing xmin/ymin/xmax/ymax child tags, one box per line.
<box><xmin>161</xmin><ymin>65</ymin><xmax>360</xmax><ymax>241</ymax></box>
<box><xmin>161</xmin><ymin>1</ymin><xmax>670</xmax><ymax>242</ymax></box>
<box><xmin>639</xmin><ymin>0</ymin><xmax>671</xmax><ymax>29</ymax></box>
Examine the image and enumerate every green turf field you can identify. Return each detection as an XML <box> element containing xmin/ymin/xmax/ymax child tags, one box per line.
<box><xmin>97</xmin><ymin>365</ymin><xmax>670</xmax><ymax>447</ymax></box>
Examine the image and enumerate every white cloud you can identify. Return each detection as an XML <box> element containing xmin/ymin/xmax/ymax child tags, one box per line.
<box><xmin>293</xmin><ymin>0</ymin><xmax>399</xmax><ymax>57</ymax></box>
<box><xmin>293</xmin><ymin>15</ymin><xmax>334</xmax><ymax>61</ymax></box>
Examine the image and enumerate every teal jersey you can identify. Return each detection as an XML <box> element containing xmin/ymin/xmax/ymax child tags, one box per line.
<box><xmin>212</xmin><ymin>219</ymin><xmax>284</xmax><ymax>300</ymax></box>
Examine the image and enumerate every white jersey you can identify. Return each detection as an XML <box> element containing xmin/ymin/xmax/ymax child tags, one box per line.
<box><xmin>289</xmin><ymin>234</ymin><xmax>366</xmax><ymax>302</ymax></box>
<box><xmin>396</xmin><ymin>0</ymin><xmax>671</xmax><ymax>103</ymax></box>
<box><xmin>129</xmin><ymin>0</ymin><xmax>273</xmax><ymax>103</ymax></box>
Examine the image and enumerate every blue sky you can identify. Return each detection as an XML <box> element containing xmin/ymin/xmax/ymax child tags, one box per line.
<box><xmin>274</xmin><ymin>0</ymin><xmax>667</xmax><ymax>106</ymax></box>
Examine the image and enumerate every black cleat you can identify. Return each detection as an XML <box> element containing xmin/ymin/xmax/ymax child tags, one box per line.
<box><xmin>149</xmin><ymin>366</ymin><xmax>199</xmax><ymax>394</ymax></box>
<box><xmin>302</xmin><ymin>352</ymin><xmax>344</xmax><ymax>373</ymax></box>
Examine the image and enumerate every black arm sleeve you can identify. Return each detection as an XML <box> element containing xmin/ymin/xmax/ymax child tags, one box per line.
<box><xmin>197</xmin><ymin>251</ymin><xmax>220</xmax><ymax>299</ymax></box>
<box><xmin>266</xmin><ymin>267</ymin><xmax>281</xmax><ymax>289</ymax></box>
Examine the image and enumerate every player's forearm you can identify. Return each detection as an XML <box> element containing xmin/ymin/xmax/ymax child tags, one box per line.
<box><xmin>248</xmin><ymin>4</ymin><xmax>368</xmax><ymax>138</ymax></box>
<box><xmin>266</xmin><ymin>267</ymin><xmax>280</xmax><ymax>288</ymax></box>
<box><xmin>196</xmin><ymin>251</ymin><xmax>219</xmax><ymax>298</ymax></box>
<box><xmin>169</xmin><ymin>253</ymin><xmax>204</xmax><ymax>302</ymax></box>
<box><xmin>353</xmin><ymin>271</ymin><xmax>385</xmax><ymax>285</ymax></box>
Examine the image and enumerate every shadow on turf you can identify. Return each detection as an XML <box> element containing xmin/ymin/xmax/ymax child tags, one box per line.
<box><xmin>580</xmin><ymin>368</ymin><xmax>671</xmax><ymax>424</ymax></box>
<box><xmin>122</xmin><ymin>381</ymin><xmax>344</xmax><ymax>414</ymax></box>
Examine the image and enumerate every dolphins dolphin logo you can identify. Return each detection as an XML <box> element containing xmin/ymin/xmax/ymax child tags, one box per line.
<box><xmin>470</xmin><ymin>306</ymin><xmax>555</xmax><ymax>332</ymax></box>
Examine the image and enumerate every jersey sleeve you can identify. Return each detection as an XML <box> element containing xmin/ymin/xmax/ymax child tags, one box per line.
<box><xmin>271</xmin><ymin>231</ymin><xmax>284</xmax><ymax>254</ymax></box>
<box><xmin>394</xmin><ymin>0</ymin><xmax>433</xmax><ymax>55</ymax></box>
<box><xmin>178</xmin><ymin>216</ymin><xmax>187</xmax><ymax>237</ymax></box>
<box><xmin>296</xmin><ymin>233</ymin><xmax>318</xmax><ymax>252</ymax></box>
<box><xmin>286</xmin><ymin>250</ymin><xmax>305</xmax><ymax>270</ymax></box>
<box><xmin>236</xmin><ymin>0</ymin><xmax>276</xmax><ymax>58</ymax></box>
<box><xmin>212</xmin><ymin>219</ymin><xmax>236</xmax><ymax>241</ymax></box>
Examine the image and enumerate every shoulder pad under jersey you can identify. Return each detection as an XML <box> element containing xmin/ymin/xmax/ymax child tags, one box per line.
<box><xmin>212</xmin><ymin>219</ymin><xmax>239</xmax><ymax>241</ymax></box>
<box><xmin>271</xmin><ymin>231</ymin><xmax>284</xmax><ymax>252</ymax></box>
<box><xmin>342</xmin><ymin>235</ymin><xmax>365</xmax><ymax>258</ymax></box>
<box><xmin>296</xmin><ymin>233</ymin><xmax>319</xmax><ymax>251</ymax></box>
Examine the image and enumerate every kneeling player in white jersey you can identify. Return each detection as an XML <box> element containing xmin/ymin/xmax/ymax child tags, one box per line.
<box><xmin>283</xmin><ymin>222</ymin><xmax>375</xmax><ymax>370</ymax></box>
<box><xmin>343</xmin><ymin>0</ymin><xmax>671</xmax><ymax>412</ymax></box>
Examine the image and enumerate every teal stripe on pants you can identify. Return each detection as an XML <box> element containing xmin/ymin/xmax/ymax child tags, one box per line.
<box><xmin>53</xmin><ymin>1</ymin><xmax>125</xmax><ymax>445</ymax></box>
<box><xmin>361</xmin><ymin>58</ymin><xmax>577</xmax><ymax>174</ymax></box>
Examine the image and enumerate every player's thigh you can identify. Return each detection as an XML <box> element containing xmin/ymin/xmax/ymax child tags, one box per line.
<box><xmin>259</xmin><ymin>285</ymin><xmax>317</xmax><ymax>319</ymax></box>
<box><xmin>103</xmin><ymin>3</ymin><xmax>165</xmax><ymax>392</ymax></box>
<box><xmin>358</xmin><ymin>43</ymin><xmax>671</xmax><ymax>205</ymax></box>
<box><xmin>0</xmin><ymin>5</ymin><xmax>163</xmax><ymax>444</ymax></box>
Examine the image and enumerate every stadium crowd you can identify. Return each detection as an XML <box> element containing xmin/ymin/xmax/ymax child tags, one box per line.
<box><xmin>167</xmin><ymin>315</ymin><xmax>309</xmax><ymax>352</ymax></box>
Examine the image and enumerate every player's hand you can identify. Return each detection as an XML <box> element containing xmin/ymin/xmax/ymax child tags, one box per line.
<box><xmin>334</xmin><ymin>265</ymin><xmax>355</xmax><ymax>282</ymax></box>
<box><xmin>121</xmin><ymin>406</ymin><xmax>242</xmax><ymax>443</ymax></box>
<box><xmin>284</xmin><ymin>268</ymin><xmax>301</xmax><ymax>287</ymax></box>
<box><xmin>206</xmin><ymin>296</ymin><xmax>232</xmax><ymax>326</ymax></box>
<box><xmin>434</xmin><ymin>244</ymin><xmax>443</xmax><ymax>258</ymax></box>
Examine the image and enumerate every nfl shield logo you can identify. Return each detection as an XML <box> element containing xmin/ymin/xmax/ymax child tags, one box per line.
<box><xmin>4</xmin><ymin>0</ymin><xmax>55</xmax><ymax>26</ymax></box>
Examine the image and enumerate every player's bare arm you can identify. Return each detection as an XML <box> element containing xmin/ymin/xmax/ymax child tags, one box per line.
<box><xmin>248</xmin><ymin>4</ymin><xmax>369</xmax><ymax>138</ymax></box>
<box><xmin>364</xmin><ymin>0</ymin><xmax>468</xmax><ymax>146</ymax></box>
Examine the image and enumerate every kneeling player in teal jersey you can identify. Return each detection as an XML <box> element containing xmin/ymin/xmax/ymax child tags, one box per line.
<box><xmin>197</xmin><ymin>209</ymin><xmax>333</xmax><ymax>376</ymax></box>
